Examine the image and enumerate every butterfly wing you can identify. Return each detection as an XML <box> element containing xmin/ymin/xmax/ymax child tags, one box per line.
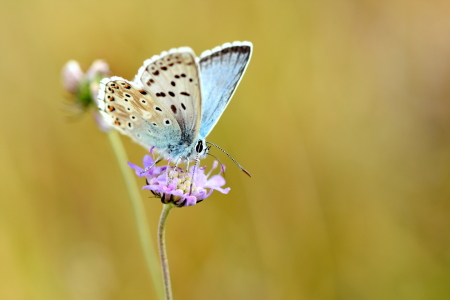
<box><xmin>197</xmin><ymin>41</ymin><xmax>252</xmax><ymax>139</ymax></box>
<box><xmin>97</xmin><ymin>76</ymin><xmax>182</xmax><ymax>149</ymax></box>
<box><xmin>135</xmin><ymin>48</ymin><xmax>202</xmax><ymax>147</ymax></box>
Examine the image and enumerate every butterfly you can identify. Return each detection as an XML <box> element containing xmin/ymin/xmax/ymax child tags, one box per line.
<box><xmin>97</xmin><ymin>41</ymin><xmax>252</xmax><ymax>171</ymax></box>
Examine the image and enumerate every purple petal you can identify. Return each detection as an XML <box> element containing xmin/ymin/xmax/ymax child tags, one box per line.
<box><xmin>184</xmin><ymin>196</ymin><xmax>197</xmax><ymax>206</ymax></box>
<box><xmin>127</xmin><ymin>162</ymin><xmax>144</xmax><ymax>176</ymax></box>
<box><xmin>171</xmin><ymin>189</ymin><xmax>185</xmax><ymax>197</ymax></box>
<box><xmin>195</xmin><ymin>189</ymin><xmax>208</xmax><ymax>200</ymax></box>
<box><xmin>143</xmin><ymin>155</ymin><xmax>155</xmax><ymax>168</ymax></box>
<box><xmin>213</xmin><ymin>187</ymin><xmax>231</xmax><ymax>194</ymax></box>
<box><xmin>205</xmin><ymin>175</ymin><xmax>226</xmax><ymax>188</ymax></box>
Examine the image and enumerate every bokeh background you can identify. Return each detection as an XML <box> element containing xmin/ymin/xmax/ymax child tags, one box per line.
<box><xmin>2</xmin><ymin>0</ymin><xmax>450</xmax><ymax>299</ymax></box>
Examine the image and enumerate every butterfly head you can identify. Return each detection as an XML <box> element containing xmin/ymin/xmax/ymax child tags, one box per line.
<box><xmin>162</xmin><ymin>138</ymin><xmax>208</xmax><ymax>162</ymax></box>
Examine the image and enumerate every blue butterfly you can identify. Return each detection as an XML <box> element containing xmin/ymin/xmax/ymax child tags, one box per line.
<box><xmin>97</xmin><ymin>41</ymin><xmax>252</xmax><ymax>172</ymax></box>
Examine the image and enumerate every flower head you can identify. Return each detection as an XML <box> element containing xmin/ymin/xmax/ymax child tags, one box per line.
<box><xmin>128</xmin><ymin>151</ymin><xmax>230</xmax><ymax>207</ymax></box>
<box><xmin>61</xmin><ymin>60</ymin><xmax>111</xmax><ymax>131</ymax></box>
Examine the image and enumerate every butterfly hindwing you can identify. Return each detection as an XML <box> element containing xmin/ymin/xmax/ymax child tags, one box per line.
<box><xmin>198</xmin><ymin>41</ymin><xmax>252</xmax><ymax>139</ymax></box>
<box><xmin>97</xmin><ymin>76</ymin><xmax>181</xmax><ymax>149</ymax></box>
<box><xmin>136</xmin><ymin>48</ymin><xmax>202</xmax><ymax>145</ymax></box>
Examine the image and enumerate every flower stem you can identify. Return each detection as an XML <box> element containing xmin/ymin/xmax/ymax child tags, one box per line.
<box><xmin>158</xmin><ymin>204</ymin><xmax>175</xmax><ymax>300</ymax></box>
<box><xmin>106</xmin><ymin>130</ymin><xmax>164</xmax><ymax>300</ymax></box>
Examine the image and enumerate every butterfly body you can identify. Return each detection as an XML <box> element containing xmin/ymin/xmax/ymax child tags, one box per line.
<box><xmin>98</xmin><ymin>41</ymin><xmax>252</xmax><ymax>162</ymax></box>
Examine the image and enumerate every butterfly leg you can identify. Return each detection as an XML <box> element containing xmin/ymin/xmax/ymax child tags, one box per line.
<box><xmin>140</xmin><ymin>156</ymin><xmax>162</xmax><ymax>176</ymax></box>
<box><xmin>188</xmin><ymin>154</ymin><xmax>201</xmax><ymax>196</ymax></box>
<box><xmin>164</xmin><ymin>158</ymin><xmax>174</xmax><ymax>185</ymax></box>
<box><xmin>167</xmin><ymin>156</ymin><xmax>182</xmax><ymax>186</ymax></box>
<box><xmin>185</xmin><ymin>159</ymin><xmax>191</xmax><ymax>173</ymax></box>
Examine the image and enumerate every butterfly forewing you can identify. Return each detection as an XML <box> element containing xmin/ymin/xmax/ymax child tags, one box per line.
<box><xmin>198</xmin><ymin>41</ymin><xmax>252</xmax><ymax>139</ymax></box>
<box><xmin>97</xmin><ymin>77</ymin><xmax>181</xmax><ymax>149</ymax></box>
<box><xmin>136</xmin><ymin>48</ymin><xmax>202</xmax><ymax>145</ymax></box>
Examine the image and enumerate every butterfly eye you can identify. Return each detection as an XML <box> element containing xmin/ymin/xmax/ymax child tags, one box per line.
<box><xmin>195</xmin><ymin>140</ymin><xmax>204</xmax><ymax>153</ymax></box>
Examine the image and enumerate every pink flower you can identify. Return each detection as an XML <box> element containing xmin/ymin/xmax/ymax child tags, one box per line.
<box><xmin>61</xmin><ymin>60</ymin><xmax>111</xmax><ymax>131</ymax></box>
<box><xmin>61</xmin><ymin>60</ymin><xmax>110</xmax><ymax>99</ymax></box>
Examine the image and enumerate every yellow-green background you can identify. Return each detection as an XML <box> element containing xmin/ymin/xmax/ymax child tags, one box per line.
<box><xmin>1</xmin><ymin>0</ymin><xmax>450</xmax><ymax>299</ymax></box>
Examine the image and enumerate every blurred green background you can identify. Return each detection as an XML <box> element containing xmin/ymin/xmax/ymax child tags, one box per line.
<box><xmin>2</xmin><ymin>0</ymin><xmax>450</xmax><ymax>299</ymax></box>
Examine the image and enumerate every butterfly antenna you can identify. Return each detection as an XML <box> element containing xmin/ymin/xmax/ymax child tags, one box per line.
<box><xmin>206</xmin><ymin>152</ymin><xmax>226</xmax><ymax>175</ymax></box>
<box><xmin>206</xmin><ymin>142</ymin><xmax>252</xmax><ymax>177</ymax></box>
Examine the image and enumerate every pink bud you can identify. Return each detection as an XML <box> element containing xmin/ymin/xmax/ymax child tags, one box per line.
<box><xmin>86</xmin><ymin>60</ymin><xmax>110</xmax><ymax>80</ymax></box>
<box><xmin>61</xmin><ymin>60</ymin><xmax>83</xmax><ymax>93</ymax></box>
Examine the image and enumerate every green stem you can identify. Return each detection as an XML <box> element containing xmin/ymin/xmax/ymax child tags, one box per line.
<box><xmin>106</xmin><ymin>130</ymin><xmax>164</xmax><ymax>300</ymax></box>
<box><xmin>158</xmin><ymin>204</ymin><xmax>175</xmax><ymax>300</ymax></box>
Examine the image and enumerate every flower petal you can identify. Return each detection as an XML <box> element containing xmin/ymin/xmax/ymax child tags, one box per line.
<box><xmin>213</xmin><ymin>187</ymin><xmax>231</xmax><ymax>194</ymax></box>
<box><xmin>184</xmin><ymin>196</ymin><xmax>197</xmax><ymax>206</ymax></box>
<box><xmin>127</xmin><ymin>162</ymin><xmax>144</xmax><ymax>175</ymax></box>
<box><xmin>143</xmin><ymin>155</ymin><xmax>155</xmax><ymax>169</ymax></box>
<box><xmin>205</xmin><ymin>175</ymin><xmax>226</xmax><ymax>188</ymax></box>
